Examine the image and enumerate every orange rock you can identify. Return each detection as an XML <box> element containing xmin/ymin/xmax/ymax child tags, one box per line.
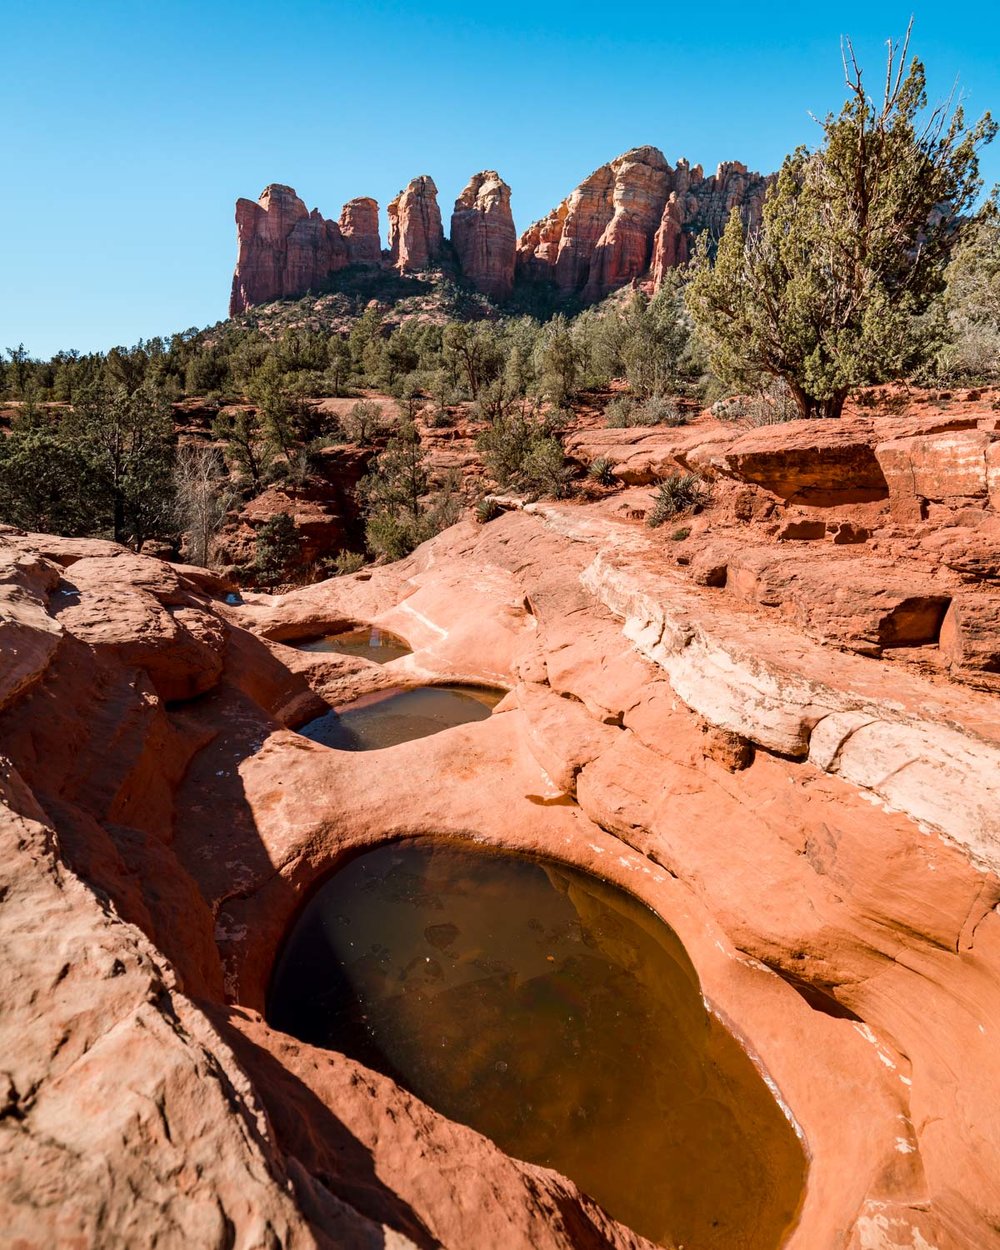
<box><xmin>229</xmin><ymin>184</ymin><xmax>349</xmax><ymax>315</ymax></box>
<box><xmin>338</xmin><ymin>195</ymin><xmax>381</xmax><ymax>263</ymax></box>
<box><xmin>451</xmin><ymin>170</ymin><xmax>516</xmax><ymax>299</ymax></box>
<box><xmin>387</xmin><ymin>175</ymin><xmax>444</xmax><ymax>272</ymax></box>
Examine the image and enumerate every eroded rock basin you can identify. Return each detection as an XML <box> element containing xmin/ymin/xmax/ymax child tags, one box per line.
<box><xmin>268</xmin><ymin>839</ymin><xmax>807</xmax><ymax>1249</ymax></box>
<box><xmin>298</xmin><ymin>684</ymin><xmax>505</xmax><ymax>751</ymax></box>
<box><xmin>292</xmin><ymin>623</ymin><xmax>413</xmax><ymax>662</ymax></box>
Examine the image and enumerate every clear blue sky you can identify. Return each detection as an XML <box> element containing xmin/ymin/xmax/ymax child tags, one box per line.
<box><xmin>4</xmin><ymin>1</ymin><xmax>998</xmax><ymax>358</ymax></box>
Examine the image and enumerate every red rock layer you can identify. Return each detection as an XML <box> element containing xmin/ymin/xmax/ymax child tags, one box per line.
<box><xmin>450</xmin><ymin>170</ymin><xmax>517</xmax><ymax>300</ymax></box>
<box><xmin>387</xmin><ymin>175</ymin><xmax>444</xmax><ymax>272</ymax></box>
<box><xmin>650</xmin><ymin>160</ymin><xmax>771</xmax><ymax>285</ymax></box>
<box><xmin>517</xmin><ymin>149</ymin><xmax>771</xmax><ymax>299</ymax></box>
<box><xmin>229</xmin><ymin>184</ymin><xmax>349</xmax><ymax>316</ymax></box>
<box><xmin>338</xmin><ymin>196</ymin><xmax>382</xmax><ymax>264</ymax></box>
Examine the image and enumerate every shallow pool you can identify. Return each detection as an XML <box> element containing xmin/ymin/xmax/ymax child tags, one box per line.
<box><xmin>267</xmin><ymin>840</ymin><xmax>806</xmax><ymax>1248</ymax></box>
<box><xmin>293</xmin><ymin>625</ymin><xmax>412</xmax><ymax>663</ymax></box>
<box><xmin>297</xmin><ymin>684</ymin><xmax>505</xmax><ymax>751</ymax></box>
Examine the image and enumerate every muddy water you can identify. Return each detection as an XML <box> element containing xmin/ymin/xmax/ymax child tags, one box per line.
<box><xmin>268</xmin><ymin>840</ymin><xmax>807</xmax><ymax>1249</ymax></box>
<box><xmin>294</xmin><ymin>625</ymin><xmax>412</xmax><ymax>663</ymax></box>
<box><xmin>298</xmin><ymin>685</ymin><xmax>504</xmax><ymax>751</ymax></box>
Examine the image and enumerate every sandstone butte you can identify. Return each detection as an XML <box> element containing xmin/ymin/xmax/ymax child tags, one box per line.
<box><xmin>228</xmin><ymin>145</ymin><xmax>770</xmax><ymax>313</ymax></box>
<box><xmin>4</xmin><ymin>400</ymin><xmax>1000</xmax><ymax>1248</ymax></box>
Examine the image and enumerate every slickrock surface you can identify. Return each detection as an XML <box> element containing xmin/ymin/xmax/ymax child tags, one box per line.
<box><xmin>450</xmin><ymin>170</ymin><xmax>517</xmax><ymax>299</ymax></box>
<box><xmin>388</xmin><ymin>176</ymin><xmax>444</xmax><ymax>273</ymax></box>
<box><xmin>4</xmin><ymin>399</ymin><xmax>1000</xmax><ymax>1248</ymax></box>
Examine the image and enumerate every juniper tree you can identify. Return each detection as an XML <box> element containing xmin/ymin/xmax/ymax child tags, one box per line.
<box><xmin>687</xmin><ymin>25</ymin><xmax>996</xmax><ymax>418</ymax></box>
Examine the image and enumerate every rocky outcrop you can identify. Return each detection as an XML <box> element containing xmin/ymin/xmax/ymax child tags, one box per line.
<box><xmin>516</xmin><ymin>149</ymin><xmax>771</xmax><ymax>299</ymax></box>
<box><xmin>338</xmin><ymin>196</ymin><xmax>382</xmax><ymax>263</ymax></box>
<box><xmin>6</xmin><ymin>459</ymin><xmax>1000</xmax><ymax>1248</ymax></box>
<box><xmin>231</xmin><ymin>149</ymin><xmax>771</xmax><ymax>311</ymax></box>
<box><xmin>229</xmin><ymin>185</ymin><xmax>349</xmax><ymax>316</ymax></box>
<box><xmin>387</xmin><ymin>175</ymin><xmax>444</xmax><ymax>272</ymax></box>
<box><xmin>450</xmin><ymin>171</ymin><xmax>517</xmax><ymax>299</ymax></box>
<box><xmin>650</xmin><ymin>160</ymin><xmax>771</xmax><ymax>284</ymax></box>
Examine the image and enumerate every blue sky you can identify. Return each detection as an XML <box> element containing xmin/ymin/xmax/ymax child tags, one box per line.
<box><xmin>4</xmin><ymin>0</ymin><xmax>998</xmax><ymax>358</ymax></box>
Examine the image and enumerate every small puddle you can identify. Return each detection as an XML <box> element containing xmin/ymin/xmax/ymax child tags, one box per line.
<box><xmin>293</xmin><ymin>625</ymin><xmax>412</xmax><ymax>663</ymax></box>
<box><xmin>298</xmin><ymin>685</ymin><xmax>505</xmax><ymax>751</ymax></box>
<box><xmin>268</xmin><ymin>840</ymin><xmax>807</xmax><ymax>1248</ymax></box>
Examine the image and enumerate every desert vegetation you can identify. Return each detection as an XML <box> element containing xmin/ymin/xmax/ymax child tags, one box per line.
<box><xmin>1</xmin><ymin>31</ymin><xmax>997</xmax><ymax>581</ymax></box>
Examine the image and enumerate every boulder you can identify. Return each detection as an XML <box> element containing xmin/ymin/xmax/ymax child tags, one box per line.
<box><xmin>939</xmin><ymin>592</ymin><xmax>1000</xmax><ymax>675</ymax></box>
<box><xmin>875</xmin><ymin>429</ymin><xmax>999</xmax><ymax>521</ymax></box>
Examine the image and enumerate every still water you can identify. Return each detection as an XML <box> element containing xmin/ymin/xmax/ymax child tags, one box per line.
<box><xmin>294</xmin><ymin>625</ymin><xmax>413</xmax><ymax>663</ymax></box>
<box><xmin>268</xmin><ymin>840</ymin><xmax>806</xmax><ymax>1249</ymax></box>
<box><xmin>297</xmin><ymin>685</ymin><xmax>505</xmax><ymax>751</ymax></box>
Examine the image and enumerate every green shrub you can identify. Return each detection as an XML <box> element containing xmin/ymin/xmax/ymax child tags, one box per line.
<box><xmin>330</xmin><ymin>549</ymin><xmax>365</xmax><ymax>576</ymax></box>
<box><xmin>646</xmin><ymin>473</ymin><xmax>709</xmax><ymax>528</ymax></box>
<box><xmin>475</xmin><ymin>496</ymin><xmax>503</xmax><ymax>524</ymax></box>
<box><xmin>587</xmin><ymin>456</ymin><xmax>617</xmax><ymax>486</ymax></box>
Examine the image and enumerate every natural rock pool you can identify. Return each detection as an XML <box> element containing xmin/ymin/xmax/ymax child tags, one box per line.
<box><xmin>297</xmin><ymin>684</ymin><xmax>505</xmax><ymax>751</ymax></box>
<box><xmin>267</xmin><ymin>840</ymin><xmax>807</xmax><ymax>1249</ymax></box>
<box><xmin>292</xmin><ymin>624</ymin><xmax>412</xmax><ymax>663</ymax></box>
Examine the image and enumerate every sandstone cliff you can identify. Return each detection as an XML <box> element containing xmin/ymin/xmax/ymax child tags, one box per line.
<box><xmin>338</xmin><ymin>195</ymin><xmax>382</xmax><ymax>264</ymax></box>
<box><xmin>230</xmin><ymin>184</ymin><xmax>350</xmax><ymax>316</ymax></box>
<box><xmin>516</xmin><ymin>148</ymin><xmax>771</xmax><ymax>299</ymax></box>
<box><xmin>387</xmin><ymin>175</ymin><xmax>444</xmax><ymax>272</ymax></box>
<box><xmin>230</xmin><ymin>147</ymin><xmax>770</xmax><ymax>312</ymax></box>
<box><xmin>450</xmin><ymin>170</ymin><xmax>518</xmax><ymax>300</ymax></box>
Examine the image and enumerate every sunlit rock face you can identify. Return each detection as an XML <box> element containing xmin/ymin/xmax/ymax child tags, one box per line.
<box><xmin>230</xmin><ymin>183</ymin><xmax>350</xmax><ymax>315</ymax></box>
<box><xmin>229</xmin><ymin>150</ymin><xmax>771</xmax><ymax>311</ymax></box>
<box><xmin>388</xmin><ymin>174</ymin><xmax>445</xmax><ymax>272</ymax></box>
<box><xmin>451</xmin><ymin>170</ymin><xmax>517</xmax><ymax>299</ymax></box>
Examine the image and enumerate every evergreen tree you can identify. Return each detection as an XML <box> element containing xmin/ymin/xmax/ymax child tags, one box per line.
<box><xmin>65</xmin><ymin>380</ymin><xmax>176</xmax><ymax>547</ymax></box>
<box><xmin>687</xmin><ymin>25</ymin><xmax>996</xmax><ymax>418</ymax></box>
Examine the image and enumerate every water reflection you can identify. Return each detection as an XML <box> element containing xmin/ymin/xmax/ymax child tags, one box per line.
<box><xmin>268</xmin><ymin>840</ymin><xmax>806</xmax><ymax>1248</ymax></box>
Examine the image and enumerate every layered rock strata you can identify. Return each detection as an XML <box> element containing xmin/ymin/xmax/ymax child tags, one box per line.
<box><xmin>5</xmin><ymin>416</ymin><xmax>1000</xmax><ymax>1249</ymax></box>
<box><xmin>230</xmin><ymin>184</ymin><xmax>350</xmax><ymax>316</ymax></box>
<box><xmin>387</xmin><ymin>175</ymin><xmax>444</xmax><ymax>272</ymax></box>
<box><xmin>450</xmin><ymin>170</ymin><xmax>517</xmax><ymax>300</ymax></box>
<box><xmin>231</xmin><ymin>147</ymin><xmax>770</xmax><ymax>311</ymax></box>
<box><xmin>516</xmin><ymin>149</ymin><xmax>771</xmax><ymax>299</ymax></box>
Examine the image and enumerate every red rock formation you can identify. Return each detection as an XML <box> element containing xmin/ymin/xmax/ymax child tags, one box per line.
<box><xmin>229</xmin><ymin>184</ymin><xmax>348</xmax><ymax>316</ymax></box>
<box><xmin>650</xmin><ymin>160</ymin><xmax>772</xmax><ymax>287</ymax></box>
<box><xmin>451</xmin><ymin>170</ymin><xmax>517</xmax><ymax>300</ymax></box>
<box><xmin>517</xmin><ymin>150</ymin><xmax>771</xmax><ymax>299</ymax></box>
<box><xmin>387</xmin><ymin>175</ymin><xmax>444</xmax><ymax>272</ymax></box>
<box><xmin>582</xmin><ymin>147</ymin><xmax>671</xmax><ymax>301</ymax></box>
<box><xmin>338</xmin><ymin>196</ymin><xmax>382</xmax><ymax>264</ymax></box>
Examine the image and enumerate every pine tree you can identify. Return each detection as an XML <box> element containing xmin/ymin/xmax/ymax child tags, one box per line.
<box><xmin>687</xmin><ymin>25</ymin><xmax>996</xmax><ymax>418</ymax></box>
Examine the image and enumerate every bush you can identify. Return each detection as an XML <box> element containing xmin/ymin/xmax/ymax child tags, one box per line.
<box><xmin>254</xmin><ymin>512</ymin><xmax>299</xmax><ymax>586</ymax></box>
<box><xmin>670</xmin><ymin>526</ymin><xmax>691</xmax><ymax>541</ymax></box>
<box><xmin>477</xmin><ymin>413</ymin><xmax>572</xmax><ymax>497</ymax></box>
<box><xmin>646</xmin><ymin>473</ymin><xmax>709</xmax><ymax>528</ymax></box>
<box><xmin>475</xmin><ymin>496</ymin><xmax>503</xmax><ymax>524</ymax></box>
<box><xmin>605</xmin><ymin>394</ymin><xmax>688</xmax><ymax>428</ymax></box>
<box><xmin>587</xmin><ymin>456</ymin><xmax>617</xmax><ymax>486</ymax></box>
<box><xmin>341</xmin><ymin>399</ymin><xmax>388</xmax><ymax>445</ymax></box>
<box><xmin>329</xmin><ymin>549</ymin><xmax>365</xmax><ymax>576</ymax></box>
<box><xmin>712</xmin><ymin>381</ymin><xmax>800</xmax><ymax>427</ymax></box>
